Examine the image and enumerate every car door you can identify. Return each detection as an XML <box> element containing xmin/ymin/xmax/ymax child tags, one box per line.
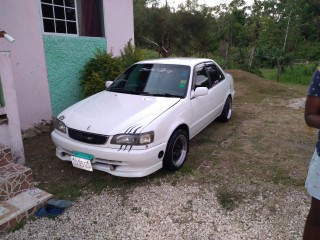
<box><xmin>205</xmin><ymin>63</ymin><xmax>227</xmax><ymax>120</ymax></box>
<box><xmin>190</xmin><ymin>63</ymin><xmax>213</xmax><ymax>137</ymax></box>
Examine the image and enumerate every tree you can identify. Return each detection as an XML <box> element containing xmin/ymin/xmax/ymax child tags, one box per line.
<box><xmin>134</xmin><ymin>0</ymin><xmax>214</xmax><ymax>57</ymax></box>
<box><xmin>132</xmin><ymin>0</ymin><xmax>320</xmax><ymax>73</ymax></box>
<box><xmin>251</xmin><ymin>0</ymin><xmax>302</xmax><ymax>80</ymax></box>
<box><xmin>213</xmin><ymin>0</ymin><xmax>250</xmax><ymax>68</ymax></box>
<box><xmin>134</xmin><ymin>2</ymin><xmax>176</xmax><ymax>57</ymax></box>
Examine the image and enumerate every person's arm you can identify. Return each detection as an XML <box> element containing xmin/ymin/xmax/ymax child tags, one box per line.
<box><xmin>305</xmin><ymin>96</ymin><xmax>320</xmax><ymax>129</ymax></box>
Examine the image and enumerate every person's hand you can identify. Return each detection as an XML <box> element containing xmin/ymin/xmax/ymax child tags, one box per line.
<box><xmin>0</xmin><ymin>30</ymin><xmax>6</xmax><ymax>38</ymax></box>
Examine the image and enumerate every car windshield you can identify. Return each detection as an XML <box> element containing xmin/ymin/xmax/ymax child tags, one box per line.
<box><xmin>107</xmin><ymin>64</ymin><xmax>191</xmax><ymax>98</ymax></box>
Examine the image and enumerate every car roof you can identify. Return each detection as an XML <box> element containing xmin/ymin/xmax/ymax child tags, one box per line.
<box><xmin>137</xmin><ymin>57</ymin><xmax>215</xmax><ymax>68</ymax></box>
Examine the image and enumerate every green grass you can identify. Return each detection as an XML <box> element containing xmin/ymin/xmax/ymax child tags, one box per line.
<box><xmin>260</xmin><ymin>63</ymin><xmax>318</xmax><ymax>85</ymax></box>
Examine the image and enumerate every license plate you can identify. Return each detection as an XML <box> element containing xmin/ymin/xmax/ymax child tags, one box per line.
<box><xmin>71</xmin><ymin>151</ymin><xmax>93</xmax><ymax>171</ymax></box>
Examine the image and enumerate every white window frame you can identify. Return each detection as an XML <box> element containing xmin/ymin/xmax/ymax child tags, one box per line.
<box><xmin>39</xmin><ymin>0</ymin><xmax>79</xmax><ymax>36</ymax></box>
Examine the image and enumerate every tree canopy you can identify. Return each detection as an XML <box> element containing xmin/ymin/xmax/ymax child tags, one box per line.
<box><xmin>133</xmin><ymin>0</ymin><xmax>320</xmax><ymax>77</ymax></box>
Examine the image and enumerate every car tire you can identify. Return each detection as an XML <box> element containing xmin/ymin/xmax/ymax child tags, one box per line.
<box><xmin>218</xmin><ymin>96</ymin><xmax>232</xmax><ymax>122</ymax></box>
<box><xmin>163</xmin><ymin>129</ymin><xmax>188</xmax><ymax>171</ymax></box>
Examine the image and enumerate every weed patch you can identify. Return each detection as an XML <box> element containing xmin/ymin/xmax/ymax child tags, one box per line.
<box><xmin>216</xmin><ymin>188</ymin><xmax>244</xmax><ymax>211</ymax></box>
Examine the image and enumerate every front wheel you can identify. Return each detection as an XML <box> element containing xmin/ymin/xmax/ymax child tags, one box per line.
<box><xmin>163</xmin><ymin>129</ymin><xmax>188</xmax><ymax>171</ymax></box>
<box><xmin>218</xmin><ymin>96</ymin><xmax>232</xmax><ymax>122</ymax></box>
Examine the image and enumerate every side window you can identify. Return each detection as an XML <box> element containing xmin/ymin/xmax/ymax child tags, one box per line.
<box><xmin>206</xmin><ymin>64</ymin><xmax>225</xmax><ymax>86</ymax></box>
<box><xmin>40</xmin><ymin>0</ymin><xmax>105</xmax><ymax>37</ymax></box>
<box><xmin>194</xmin><ymin>65</ymin><xmax>210</xmax><ymax>89</ymax></box>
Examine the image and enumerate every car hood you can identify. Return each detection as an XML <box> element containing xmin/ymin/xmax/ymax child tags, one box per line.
<box><xmin>58</xmin><ymin>91</ymin><xmax>180</xmax><ymax>135</ymax></box>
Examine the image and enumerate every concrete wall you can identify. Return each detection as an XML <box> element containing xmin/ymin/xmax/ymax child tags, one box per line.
<box><xmin>0</xmin><ymin>0</ymin><xmax>53</xmax><ymax>130</ymax></box>
<box><xmin>43</xmin><ymin>36</ymin><xmax>107</xmax><ymax>116</ymax></box>
<box><xmin>0</xmin><ymin>0</ymin><xmax>134</xmax><ymax>129</ymax></box>
<box><xmin>104</xmin><ymin>0</ymin><xmax>135</xmax><ymax>56</ymax></box>
<box><xmin>44</xmin><ymin>0</ymin><xmax>135</xmax><ymax>116</ymax></box>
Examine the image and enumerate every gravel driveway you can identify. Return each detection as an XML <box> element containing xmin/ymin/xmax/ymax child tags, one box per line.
<box><xmin>3</xmin><ymin>180</ymin><xmax>309</xmax><ymax>240</ymax></box>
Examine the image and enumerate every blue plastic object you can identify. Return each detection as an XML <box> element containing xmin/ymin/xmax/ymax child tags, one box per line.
<box><xmin>35</xmin><ymin>206</ymin><xmax>65</xmax><ymax>218</ymax></box>
<box><xmin>47</xmin><ymin>199</ymin><xmax>72</xmax><ymax>209</ymax></box>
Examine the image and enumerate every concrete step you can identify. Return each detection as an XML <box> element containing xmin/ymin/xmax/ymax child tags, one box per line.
<box><xmin>0</xmin><ymin>145</ymin><xmax>52</xmax><ymax>232</ymax></box>
<box><xmin>0</xmin><ymin>145</ymin><xmax>13</xmax><ymax>168</ymax></box>
<box><xmin>0</xmin><ymin>163</ymin><xmax>34</xmax><ymax>202</ymax></box>
<box><xmin>0</xmin><ymin>188</ymin><xmax>52</xmax><ymax>232</ymax></box>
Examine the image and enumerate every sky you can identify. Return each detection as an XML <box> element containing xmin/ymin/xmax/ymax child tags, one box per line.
<box><xmin>159</xmin><ymin>0</ymin><xmax>255</xmax><ymax>8</ymax></box>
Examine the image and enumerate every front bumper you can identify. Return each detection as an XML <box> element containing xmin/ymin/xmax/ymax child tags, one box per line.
<box><xmin>51</xmin><ymin>131</ymin><xmax>166</xmax><ymax>177</ymax></box>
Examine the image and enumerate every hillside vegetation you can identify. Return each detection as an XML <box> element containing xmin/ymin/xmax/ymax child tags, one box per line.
<box><xmin>134</xmin><ymin>0</ymin><xmax>320</xmax><ymax>81</ymax></box>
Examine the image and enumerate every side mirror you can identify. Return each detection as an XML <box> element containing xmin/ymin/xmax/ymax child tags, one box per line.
<box><xmin>193</xmin><ymin>87</ymin><xmax>208</xmax><ymax>97</ymax></box>
<box><xmin>105</xmin><ymin>81</ymin><xmax>113</xmax><ymax>88</ymax></box>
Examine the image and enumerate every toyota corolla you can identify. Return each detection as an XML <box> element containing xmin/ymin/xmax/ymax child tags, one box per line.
<box><xmin>51</xmin><ymin>58</ymin><xmax>235</xmax><ymax>177</ymax></box>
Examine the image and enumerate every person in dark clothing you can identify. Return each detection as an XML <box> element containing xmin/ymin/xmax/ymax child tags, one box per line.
<box><xmin>304</xmin><ymin>66</ymin><xmax>320</xmax><ymax>239</ymax></box>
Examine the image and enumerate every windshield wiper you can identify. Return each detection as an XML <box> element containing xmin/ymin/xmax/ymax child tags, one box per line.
<box><xmin>107</xmin><ymin>88</ymin><xmax>123</xmax><ymax>93</ymax></box>
<box><xmin>150</xmin><ymin>93</ymin><xmax>182</xmax><ymax>98</ymax></box>
<box><xmin>108</xmin><ymin>88</ymin><xmax>149</xmax><ymax>95</ymax></box>
<box><xmin>108</xmin><ymin>89</ymin><xmax>181</xmax><ymax>98</ymax></box>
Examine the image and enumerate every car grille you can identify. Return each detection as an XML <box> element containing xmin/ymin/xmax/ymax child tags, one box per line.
<box><xmin>68</xmin><ymin>128</ymin><xmax>108</xmax><ymax>145</ymax></box>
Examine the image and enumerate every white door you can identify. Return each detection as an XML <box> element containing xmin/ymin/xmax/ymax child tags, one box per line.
<box><xmin>190</xmin><ymin>63</ymin><xmax>213</xmax><ymax>137</ymax></box>
<box><xmin>205</xmin><ymin>63</ymin><xmax>228</xmax><ymax>119</ymax></box>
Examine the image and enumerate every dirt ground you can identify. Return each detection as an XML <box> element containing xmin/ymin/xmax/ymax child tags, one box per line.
<box><xmin>23</xmin><ymin>69</ymin><xmax>314</xmax><ymax>200</ymax></box>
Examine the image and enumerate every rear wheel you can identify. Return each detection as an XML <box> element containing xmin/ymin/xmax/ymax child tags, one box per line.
<box><xmin>218</xmin><ymin>96</ymin><xmax>232</xmax><ymax>122</ymax></box>
<box><xmin>163</xmin><ymin>129</ymin><xmax>188</xmax><ymax>171</ymax></box>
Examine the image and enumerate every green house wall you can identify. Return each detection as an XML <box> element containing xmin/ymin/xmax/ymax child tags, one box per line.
<box><xmin>43</xmin><ymin>36</ymin><xmax>107</xmax><ymax>116</ymax></box>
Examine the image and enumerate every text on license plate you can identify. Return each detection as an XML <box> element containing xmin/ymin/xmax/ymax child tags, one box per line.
<box><xmin>71</xmin><ymin>153</ymin><xmax>93</xmax><ymax>171</ymax></box>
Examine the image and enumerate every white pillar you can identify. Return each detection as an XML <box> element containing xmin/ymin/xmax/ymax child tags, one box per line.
<box><xmin>0</xmin><ymin>51</ymin><xmax>25</xmax><ymax>164</ymax></box>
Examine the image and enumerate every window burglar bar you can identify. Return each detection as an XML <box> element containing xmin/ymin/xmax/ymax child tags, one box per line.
<box><xmin>41</xmin><ymin>0</ymin><xmax>78</xmax><ymax>35</ymax></box>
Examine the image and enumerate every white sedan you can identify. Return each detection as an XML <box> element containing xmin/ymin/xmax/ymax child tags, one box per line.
<box><xmin>51</xmin><ymin>58</ymin><xmax>235</xmax><ymax>177</ymax></box>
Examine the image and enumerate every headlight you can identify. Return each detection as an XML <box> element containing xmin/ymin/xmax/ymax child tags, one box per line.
<box><xmin>111</xmin><ymin>132</ymin><xmax>154</xmax><ymax>145</ymax></box>
<box><xmin>54</xmin><ymin>118</ymin><xmax>67</xmax><ymax>134</ymax></box>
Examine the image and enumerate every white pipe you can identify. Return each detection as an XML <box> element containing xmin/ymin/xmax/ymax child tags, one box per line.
<box><xmin>0</xmin><ymin>29</ymin><xmax>15</xmax><ymax>43</ymax></box>
<box><xmin>4</xmin><ymin>33</ymin><xmax>15</xmax><ymax>43</ymax></box>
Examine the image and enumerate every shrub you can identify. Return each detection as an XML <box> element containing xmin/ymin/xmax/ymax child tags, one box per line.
<box><xmin>81</xmin><ymin>41</ymin><xmax>147</xmax><ymax>97</ymax></box>
<box><xmin>120</xmin><ymin>39</ymin><xmax>144</xmax><ymax>68</ymax></box>
<box><xmin>80</xmin><ymin>50</ymin><xmax>124</xmax><ymax>97</ymax></box>
<box><xmin>141</xmin><ymin>48</ymin><xmax>159</xmax><ymax>59</ymax></box>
